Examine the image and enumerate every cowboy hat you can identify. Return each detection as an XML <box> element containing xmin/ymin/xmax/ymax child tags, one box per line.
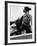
<box><xmin>23</xmin><ymin>7</ymin><xmax>31</xmax><ymax>12</ymax></box>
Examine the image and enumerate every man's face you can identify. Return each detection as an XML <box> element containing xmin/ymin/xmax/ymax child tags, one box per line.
<box><xmin>25</xmin><ymin>11</ymin><xmax>29</xmax><ymax>15</ymax></box>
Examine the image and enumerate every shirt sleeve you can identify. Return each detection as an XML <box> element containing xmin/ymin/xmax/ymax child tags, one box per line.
<box><xmin>29</xmin><ymin>15</ymin><xmax>32</xmax><ymax>25</ymax></box>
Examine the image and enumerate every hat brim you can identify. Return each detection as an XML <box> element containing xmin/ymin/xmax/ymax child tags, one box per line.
<box><xmin>23</xmin><ymin>8</ymin><xmax>31</xmax><ymax>12</ymax></box>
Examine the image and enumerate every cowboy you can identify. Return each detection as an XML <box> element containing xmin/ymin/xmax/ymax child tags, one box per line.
<box><xmin>20</xmin><ymin>7</ymin><xmax>32</xmax><ymax>33</ymax></box>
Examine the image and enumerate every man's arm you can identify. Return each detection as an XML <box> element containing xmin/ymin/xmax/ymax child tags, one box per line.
<box><xmin>30</xmin><ymin>15</ymin><xmax>32</xmax><ymax>25</ymax></box>
<box><xmin>31</xmin><ymin>16</ymin><xmax>32</xmax><ymax>25</ymax></box>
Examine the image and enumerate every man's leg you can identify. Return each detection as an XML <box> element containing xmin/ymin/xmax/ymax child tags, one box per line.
<box><xmin>26</xmin><ymin>25</ymin><xmax>32</xmax><ymax>33</ymax></box>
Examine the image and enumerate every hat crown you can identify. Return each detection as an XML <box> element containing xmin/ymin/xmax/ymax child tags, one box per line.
<box><xmin>25</xmin><ymin>7</ymin><xmax>29</xmax><ymax>10</ymax></box>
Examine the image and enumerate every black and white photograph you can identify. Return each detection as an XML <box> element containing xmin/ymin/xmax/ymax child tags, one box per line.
<box><xmin>5</xmin><ymin>1</ymin><xmax>36</xmax><ymax>45</ymax></box>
